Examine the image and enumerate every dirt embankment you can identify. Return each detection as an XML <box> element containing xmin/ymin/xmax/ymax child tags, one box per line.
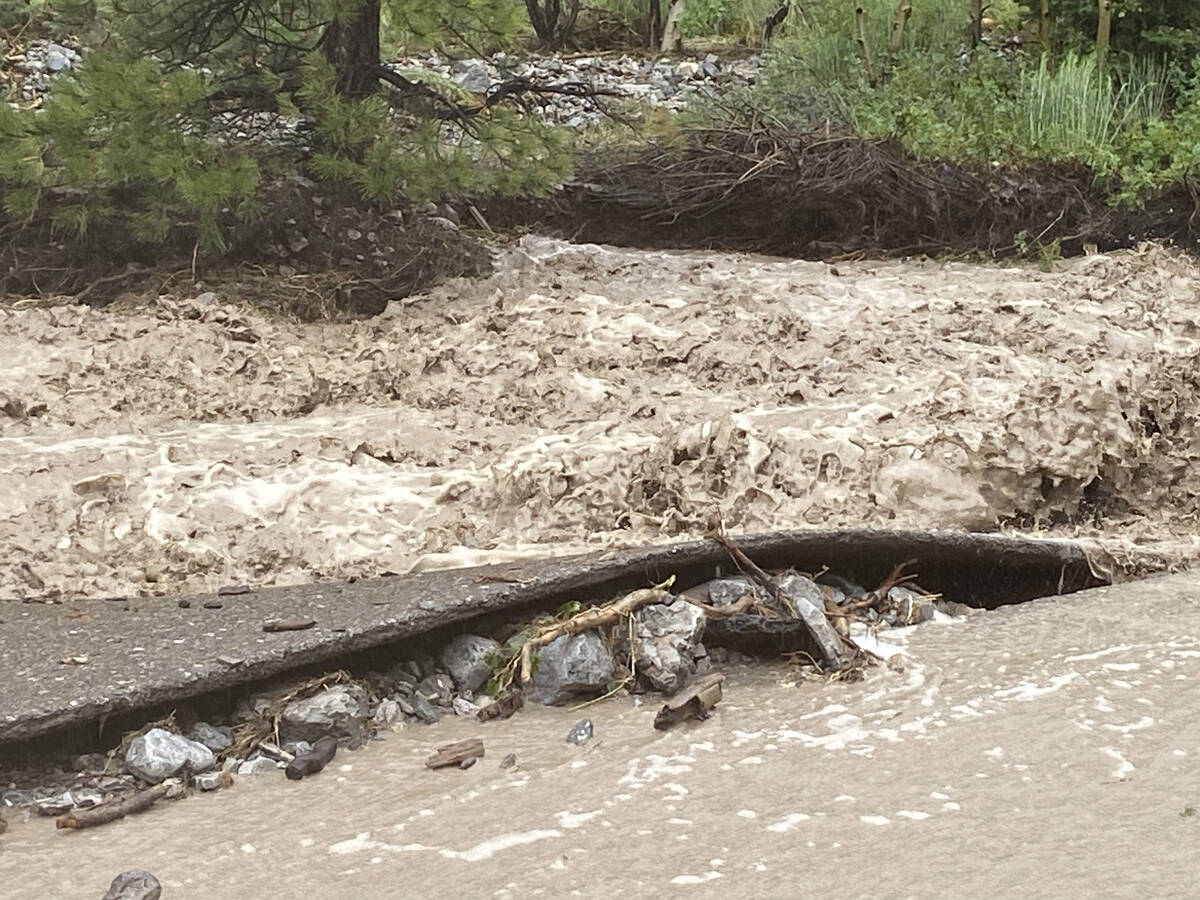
<box><xmin>2</xmin><ymin>237</ymin><xmax>1199</xmax><ymax>600</ymax></box>
<box><xmin>488</xmin><ymin>130</ymin><xmax>1197</xmax><ymax>260</ymax></box>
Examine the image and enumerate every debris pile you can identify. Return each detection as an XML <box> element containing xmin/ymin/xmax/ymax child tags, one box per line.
<box><xmin>1</xmin><ymin>533</ymin><xmax>972</xmax><ymax>833</ymax></box>
<box><xmin>386</xmin><ymin>51</ymin><xmax>759</xmax><ymax>126</ymax></box>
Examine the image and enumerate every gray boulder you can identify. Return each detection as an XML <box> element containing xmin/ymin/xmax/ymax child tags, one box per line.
<box><xmin>440</xmin><ymin>634</ymin><xmax>500</xmax><ymax>693</ymax></box>
<box><xmin>125</xmin><ymin>728</ymin><xmax>215</xmax><ymax>783</ymax></box>
<box><xmin>634</xmin><ymin>600</ymin><xmax>706</xmax><ymax>693</ymax></box>
<box><xmin>238</xmin><ymin>755</ymin><xmax>281</xmax><ymax>776</ymax></box>
<box><xmin>529</xmin><ymin>632</ymin><xmax>613</xmax><ymax>705</ymax></box>
<box><xmin>775</xmin><ymin>573</ymin><xmax>843</xmax><ymax>669</ymax></box>
<box><xmin>415</xmin><ymin>673</ymin><xmax>455</xmax><ymax>707</ymax></box>
<box><xmin>451</xmin><ymin>60</ymin><xmax>491</xmax><ymax>93</ymax></box>
<box><xmin>280</xmin><ymin>684</ymin><xmax>369</xmax><ymax>742</ymax></box>
<box><xmin>704</xmin><ymin>577</ymin><xmax>767</xmax><ymax>607</ymax></box>
<box><xmin>372</xmin><ymin>699</ymin><xmax>405</xmax><ymax>729</ymax></box>
<box><xmin>102</xmin><ymin>869</ymin><xmax>161</xmax><ymax>900</ymax></box>
<box><xmin>187</xmin><ymin>721</ymin><xmax>233</xmax><ymax>752</ymax></box>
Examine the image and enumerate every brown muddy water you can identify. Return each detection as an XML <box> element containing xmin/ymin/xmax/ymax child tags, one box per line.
<box><xmin>5</xmin><ymin>238</ymin><xmax>1200</xmax><ymax>602</ymax></box>
<box><xmin>4</xmin><ymin>574</ymin><xmax>1199</xmax><ymax>898</ymax></box>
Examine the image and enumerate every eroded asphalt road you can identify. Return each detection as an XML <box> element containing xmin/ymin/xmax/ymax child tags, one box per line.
<box><xmin>3</xmin><ymin>573</ymin><xmax>1198</xmax><ymax>898</ymax></box>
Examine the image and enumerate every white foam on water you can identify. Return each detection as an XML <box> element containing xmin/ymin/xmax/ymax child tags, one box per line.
<box><xmin>439</xmin><ymin>830</ymin><xmax>563</xmax><ymax>862</ymax></box>
<box><xmin>328</xmin><ymin>832</ymin><xmax>429</xmax><ymax>856</ymax></box>
<box><xmin>896</xmin><ymin>810</ymin><xmax>931</xmax><ymax>821</ymax></box>
<box><xmin>555</xmin><ymin>810</ymin><xmax>602</xmax><ymax>830</ymax></box>
<box><xmin>618</xmin><ymin>755</ymin><xmax>695</xmax><ymax>789</ymax></box>
<box><xmin>1102</xmin><ymin>748</ymin><xmax>1135</xmax><ymax>780</ymax></box>
<box><xmin>860</xmin><ymin>815</ymin><xmax>890</xmax><ymax>826</ymax></box>
<box><xmin>1065</xmin><ymin>646</ymin><xmax>1133</xmax><ymax>662</ymax></box>
<box><xmin>994</xmin><ymin>672</ymin><xmax>1079</xmax><ymax>701</ymax></box>
<box><xmin>670</xmin><ymin>872</ymin><xmax>723</xmax><ymax>885</ymax></box>
<box><xmin>766</xmin><ymin>814</ymin><xmax>811</xmax><ymax>833</ymax></box>
<box><xmin>1103</xmin><ymin>716</ymin><xmax>1154</xmax><ymax>733</ymax></box>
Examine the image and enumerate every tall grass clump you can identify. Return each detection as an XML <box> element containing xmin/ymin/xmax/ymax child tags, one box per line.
<box><xmin>746</xmin><ymin>2</ymin><xmax>1179</xmax><ymax>181</ymax></box>
<box><xmin>1018</xmin><ymin>52</ymin><xmax>1169</xmax><ymax>161</ymax></box>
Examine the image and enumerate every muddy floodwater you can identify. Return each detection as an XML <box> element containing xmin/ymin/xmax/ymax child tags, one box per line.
<box><xmin>5</xmin><ymin>239</ymin><xmax>1200</xmax><ymax>601</ymax></box>
<box><xmin>4</xmin><ymin>574</ymin><xmax>1199</xmax><ymax>898</ymax></box>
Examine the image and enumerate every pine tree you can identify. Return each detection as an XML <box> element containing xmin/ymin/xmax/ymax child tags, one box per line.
<box><xmin>0</xmin><ymin>0</ymin><xmax>571</xmax><ymax>258</ymax></box>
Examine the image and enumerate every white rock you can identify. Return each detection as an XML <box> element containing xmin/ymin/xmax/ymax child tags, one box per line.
<box><xmin>125</xmin><ymin>728</ymin><xmax>215</xmax><ymax>783</ymax></box>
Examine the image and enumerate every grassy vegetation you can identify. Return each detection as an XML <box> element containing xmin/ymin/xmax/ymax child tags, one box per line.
<box><xmin>739</xmin><ymin>0</ymin><xmax>1200</xmax><ymax>205</ymax></box>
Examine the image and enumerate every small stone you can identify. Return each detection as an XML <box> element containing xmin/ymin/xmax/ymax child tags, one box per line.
<box><xmin>202</xmin><ymin>599</ymin><xmax>223</xmax><ymax>609</ymax></box>
<box><xmin>410</xmin><ymin>693</ymin><xmax>441</xmax><ymax>724</ymax></box>
<box><xmin>193</xmin><ymin>770</ymin><xmax>229</xmax><ymax>791</ymax></box>
<box><xmin>44</xmin><ymin>44</ymin><xmax>75</xmax><ymax>73</ymax></box>
<box><xmin>416</xmin><ymin>673</ymin><xmax>455</xmax><ymax>707</ymax></box>
<box><xmin>440</xmin><ymin>634</ymin><xmax>501</xmax><ymax>693</ymax></box>
<box><xmin>451</xmin><ymin>60</ymin><xmax>491</xmax><ymax>93</ymax></box>
<box><xmin>74</xmin><ymin>752</ymin><xmax>110</xmax><ymax>773</ymax></box>
<box><xmin>452</xmin><ymin>696</ymin><xmax>479</xmax><ymax>718</ymax></box>
<box><xmin>566</xmin><ymin>719</ymin><xmax>593</xmax><ymax>746</ymax></box>
<box><xmin>237</xmin><ymin>756</ymin><xmax>280</xmax><ymax>776</ymax></box>
<box><xmin>500</xmin><ymin>753</ymin><xmax>517</xmax><ymax>770</ymax></box>
<box><xmin>125</xmin><ymin>729</ymin><xmax>215</xmax><ymax>783</ymax></box>
<box><xmin>187</xmin><ymin>721</ymin><xmax>233</xmax><ymax>752</ymax></box>
<box><xmin>192</xmin><ymin>291</ymin><xmax>219</xmax><ymax>307</ymax></box>
<box><xmin>704</xmin><ymin>577</ymin><xmax>765</xmax><ymax>607</ymax></box>
<box><xmin>372</xmin><ymin>699</ymin><xmax>404</xmax><ymax>729</ymax></box>
<box><xmin>102</xmin><ymin>869</ymin><xmax>162</xmax><ymax>900</ymax></box>
<box><xmin>888</xmin><ymin>586</ymin><xmax>936</xmax><ymax>625</ymax></box>
<box><xmin>283</xmin><ymin>740</ymin><xmax>313</xmax><ymax>757</ymax></box>
<box><xmin>36</xmin><ymin>790</ymin><xmax>101</xmax><ymax>816</ymax></box>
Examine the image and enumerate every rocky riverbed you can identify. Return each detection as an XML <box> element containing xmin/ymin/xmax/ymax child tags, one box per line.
<box><xmin>4</xmin><ymin>37</ymin><xmax>756</xmax><ymax>126</ymax></box>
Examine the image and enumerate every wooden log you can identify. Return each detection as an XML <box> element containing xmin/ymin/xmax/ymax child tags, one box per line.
<box><xmin>55</xmin><ymin>783</ymin><xmax>170</xmax><ymax>829</ymax></box>
<box><xmin>426</xmin><ymin>738</ymin><xmax>485</xmax><ymax>770</ymax></box>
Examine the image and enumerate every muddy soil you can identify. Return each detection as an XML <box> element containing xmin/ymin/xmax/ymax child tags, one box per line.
<box><xmin>3</xmin><ymin>237</ymin><xmax>1199</xmax><ymax>601</ymax></box>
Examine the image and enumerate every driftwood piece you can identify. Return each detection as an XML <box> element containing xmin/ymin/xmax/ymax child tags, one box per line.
<box><xmin>654</xmin><ymin>672</ymin><xmax>725</xmax><ymax>730</ymax></box>
<box><xmin>678</xmin><ymin>591</ymin><xmax>760</xmax><ymax>619</ymax></box>
<box><xmin>426</xmin><ymin>738</ymin><xmax>485</xmax><ymax>770</ymax></box>
<box><xmin>708</xmin><ymin>528</ymin><xmax>797</xmax><ymax>616</ymax></box>
<box><xmin>55</xmin><ymin>783</ymin><xmax>170</xmax><ymax>829</ymax></box>
<box><xmin>285</xmin><ymin>736</ymin><xmax>338</xmax><ymax>780</ymax></box>
<box><xmin>262</xmin><ymin>618</ymin><xmax>317</xmax><ymax>633</ymax></box>
<box><xmin>478</xmin><ymin>689</ymin><xmax>524</xmax><ymax>722</ymax></box>
<box><xmin>517</xmin><ymin>586</ymin><xmax>671</xmax><ymax>685</ymax></box>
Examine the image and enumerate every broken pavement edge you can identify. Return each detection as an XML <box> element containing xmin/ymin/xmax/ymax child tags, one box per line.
<box><xmin>0</xmin><ymin>529</ymin><xmax>1108</xmax><ymax>745</ymax></box>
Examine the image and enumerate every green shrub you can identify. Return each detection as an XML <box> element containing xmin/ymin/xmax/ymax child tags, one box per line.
<box><xmin>0</xmin><ymin>52</ymin><xmax>259</xmax><ymax>251</ymax></box>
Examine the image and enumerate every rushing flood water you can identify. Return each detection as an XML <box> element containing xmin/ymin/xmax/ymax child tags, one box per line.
<box><xmin>4</xmin><ymin>574</ymin><xmax>1199</xmax><ymax>898</ymax></box>
<box><xmin>5</xmin><ymin>239</ymin><xmax>1200</xmax><ymax>602</ymax></box>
